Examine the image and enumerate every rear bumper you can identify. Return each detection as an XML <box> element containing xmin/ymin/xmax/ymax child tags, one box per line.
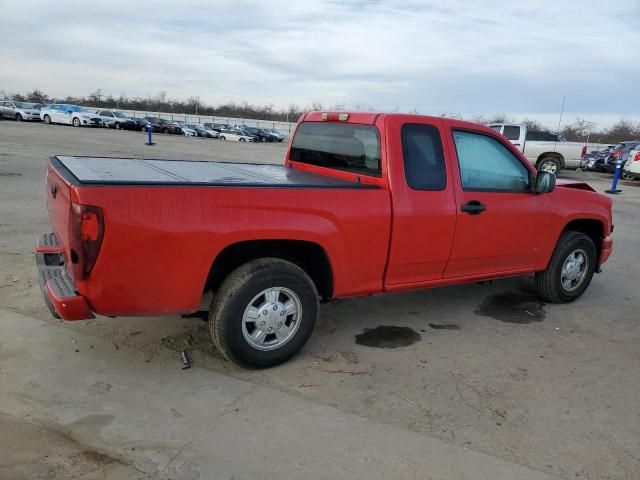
<box><xmin>36</xmin><ymin>233</ymin><xmax>94</xmax><ymax>321</ymax></box>
<box><xmin>600</xmin><ymin>235</ymin><xmax>613</xmax><ymax>266</ymax></box>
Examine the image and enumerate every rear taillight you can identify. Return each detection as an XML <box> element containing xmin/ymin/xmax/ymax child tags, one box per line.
<box><xmin>611</xmin><ymin>150</ymin><xmax>623</xmax><ymax>157</ymax></box>
<box><xmin>581</xmin><ymin>146</ymin><xmax>587</xmax><ymax>158</ymax></box>
<box><xmin>69</xmin><ymin>204</ymin><xmax>104</xmax><ymax>280</ymax></box>
<box><xmin>633</xmin><ymin>152</ymin><xmax>640</xmax><ymax>162</ymax></box>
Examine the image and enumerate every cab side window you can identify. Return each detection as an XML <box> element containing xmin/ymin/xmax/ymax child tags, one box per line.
<box><xmin>453</xmin><ymin>130</ymin><xmax>530</xmax><ymax>192</ymax></box>
<box><xmin>502</xmin><ymin>126</ymin><xmax>521</xmax><ymax>140</ymax></box>
<box><xmin>401</xmin><ymin>124</ymin><xmax>446</xmax><ymax>190</ymax></box>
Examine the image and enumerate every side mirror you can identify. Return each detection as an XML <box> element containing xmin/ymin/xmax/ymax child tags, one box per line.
<box><xmin>534</xmin><ymin>171</ymin><xmax>556</xmax><ymax>194</ymax></box>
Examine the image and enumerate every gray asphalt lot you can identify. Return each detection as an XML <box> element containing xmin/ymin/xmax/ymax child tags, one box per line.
<box><xmin>1</xmin><ymin>121</ymin><xmax>639</xmax><ymax>479</ymax></box>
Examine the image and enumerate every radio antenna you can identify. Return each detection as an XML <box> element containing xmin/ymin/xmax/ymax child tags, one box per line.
<box><xmin>556</xmin><ymin>96</ymin><xmax>566</xmax><ymax>134</ymax></box>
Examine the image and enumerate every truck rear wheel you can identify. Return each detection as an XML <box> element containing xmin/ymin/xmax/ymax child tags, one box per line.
<box><xmin>537</xmin><ymin>157</ymin><xmax>561</xmax><ymax>174</ymax></box>
<box><xmin>209</xmin><ymin>258</ymin><xmax>319</xmax><ymax>368</ymax></box>
<box><xmin>535</xmin><ymin>231</ymin><xmax>597</xmax><ymax>303</ymax></box>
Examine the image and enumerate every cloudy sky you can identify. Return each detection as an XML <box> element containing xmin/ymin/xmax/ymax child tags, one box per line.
<box><xmin>2</xmin><ymin>0</ymin><xmax>638</xmax><ymax>127</ymax></box>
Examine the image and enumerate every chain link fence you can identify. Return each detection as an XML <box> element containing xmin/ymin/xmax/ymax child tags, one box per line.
<box><xmin>117</xmin><ymin>109</ymin><xmax>296</xmax><ymax>136</ymax></box>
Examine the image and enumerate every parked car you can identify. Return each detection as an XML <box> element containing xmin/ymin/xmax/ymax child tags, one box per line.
<box><xmin>199</xmin><ymin>125</ymin><xmax>220</xmax><ymax>138</ymax></box>
<box><xmin>130</xmin><ymin>117</ymin><xmax>147</xmax><ymax>130</ymax></box>
<box><xmin>186</xmin><ymin>124</ymin><xmax>219</xmax><ymax>138</ymax></box>
<box><xmin>218</xmin><ymin>129</ymin><xmax>254</xmax><ymax>142</ymax></box>
<box><xmin>581</xmin><ymin>145</ymin><xmax>616</xmax><ymax>170</ymax></box>
<box><xmin>173</xmin><ymin>123</ymin><xmax>197</xmax><ymax>137</ymax></box>
<box><xmin>36</xmin><ymin>111</ymin><xmax>613</xmax><ymax>368</ymax></box>
<box><xmin>622</xmin><ymin>147</ymin><xmax>640</xmax><ymax>180</ymax></box>
<box><xmin>204</xmin><ymin>122</ymin><xmax>230</xmax><ymax>132</ymax></box>
<box><xmin>603</xmin><ymin>141</ymin><xmax>640</xmax><ymax>173</ymax></box>
<box><xmin>140</xmin><ymin>117</ymin><xmax>181</xmax><ymax>134</ymax></box>
<box><xmin>96</xmin><ymin>110</ymin><xmax>139</xmax><ymax>130</ymax></box>
<box><xmin>232</xmin><ymin>125</ymin><xmax>260</xmax><ymax>142</ymax></box>
<box><xmin>241</xmin><ymin>126</ymin><xmax>277</xmax><ymax>142</ymax></box>
<box><xmin>0</xmin><ymin>100</ymin><xmax>41</xmax><ymax>121</ymax></box>
<box><xmin>489</xmin><ymin>124</ymin><xmax>607</xmax><ymax>173</ymax></box>
<box><xmin>266</xmin><ymin>128</ymin><xmax>285</xmax><ymax>142</ymax></box>
<box><xmin>41</xmin><ymin>104</ymin><xmax>103</xmax><ymax>127</ymax></box>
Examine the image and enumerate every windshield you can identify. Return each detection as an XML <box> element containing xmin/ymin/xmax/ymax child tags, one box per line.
<box><xmin>66</xmin><ymin>105</ymin><xmax>86</xmax><ymax>112</ymax></box>
<box><xmin>14</xmin><ymin>102</ymin><xmax>36</xmax><ymax>109</ymax></box>
<box><xmin>290</xmin><ymin>122</ymin><xmax>381</xmax><ymax>177</ymax></box>
<box><xmin>113</xmin><ymin>112</ymin><xmax>127</xmax><ymax>118</ymax></box>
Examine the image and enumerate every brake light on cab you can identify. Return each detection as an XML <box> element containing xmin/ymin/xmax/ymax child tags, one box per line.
<box><xmin>69</xmin><ymin>203</ymin><xmax>104</xmax><ymax>280</ymax></box>
<box><xmin>581</xmin><ymin>146</ymin><xmax>587</xmax><ymax>158</ymax></box>
<box><xmin>321</xmin><ymin>112</ymin><xmax>349</xmax><ymax>122</ymax></box>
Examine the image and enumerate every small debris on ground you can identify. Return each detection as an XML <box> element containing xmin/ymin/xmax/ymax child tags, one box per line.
<box><xmin>399</xmin><ymin>394</ymin><xmax>417</xmax><ymax>406</ymax></box>
<box><xmin>310</xmin><ymin>367</ymin><xmax>371</xmax><ymax>376</ymax></box>
<box><xmin>181</xmin><ymin>350</ymin><xmax>192</xmax><ymax>369</ymax></box>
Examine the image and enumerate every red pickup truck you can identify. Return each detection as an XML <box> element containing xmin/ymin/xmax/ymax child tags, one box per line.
<box><xmin>36</xmin><ymin>112</ymin><xmax>613</xmax><ymax>367</ymax></box>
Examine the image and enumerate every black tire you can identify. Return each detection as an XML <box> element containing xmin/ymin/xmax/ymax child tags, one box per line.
<box><xmin>72</xmin><ymin>117</ymin><xmax>81</xmax><ymax>127</ymax></box>
<box><xmin>43</xmin><ymin>115</ymin><xmax>51</xmax><ymax>125</ymax></box>
<box><xmin>535</xmin><ymin>231</ymin><xmax>597</xmax><ymax>303</ymax></box>
<box><xmin>209</xmin><ymin>258</ymin><xmax>319</xmax><ymax>368</ymax></box>
<box><xmin>16</xmin><ymin>113</ymin><xmax>23</xmax><ymax>122</ymax></box>
<box><xmin>239</xmin><ymin>138</ymin><xmax>246</xmax><ymax>142</ymax></box>
<box><xmin>537</xmin><ymin>156</ymin><xmax>562</xmax><ymax>175</ymax></box>
<box><xmin>220</xmin><ymin>136</ymin><xmax>226</xmax><ymax>140</ymax></box>
<box><xmin>114</xmin><ymin>122</ymin><xmax>121</xmax><ymax>130</ymax></box>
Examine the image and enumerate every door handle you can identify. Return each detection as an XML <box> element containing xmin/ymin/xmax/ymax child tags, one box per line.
<box><xmin>461</xmin><ymin>200</ymin><xmax>486</xmax><ymax>215</ymax></box>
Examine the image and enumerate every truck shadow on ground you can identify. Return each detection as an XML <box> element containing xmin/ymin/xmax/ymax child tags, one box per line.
<box><xmin>159</xmin><ymin>276</ymin><xmax>545</xmax><ymax>364</ymax></box>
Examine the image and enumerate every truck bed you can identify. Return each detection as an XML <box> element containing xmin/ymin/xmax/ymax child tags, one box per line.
<box><xmin>53</xmin><ymin>156</ymin><xmax>376</xmax><ymax>188</ymax></box>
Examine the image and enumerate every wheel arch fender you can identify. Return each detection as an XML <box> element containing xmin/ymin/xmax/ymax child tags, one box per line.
<box><xmin>537</xmin><ymin>217</ymin><xmax>607</xmax><ymax>271</ymax></box>
<box><xmin>202</xmin><ymin>237</ymin><xmax>336</xmax><ymax>304</ymax></box>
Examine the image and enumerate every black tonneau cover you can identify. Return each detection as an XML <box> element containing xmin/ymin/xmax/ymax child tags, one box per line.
<box><xmin>53</xmin><ymin>156</ymin><xmax>376</xmax><ymax>188</ymax></box>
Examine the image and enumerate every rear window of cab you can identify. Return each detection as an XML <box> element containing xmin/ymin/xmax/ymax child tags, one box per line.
<box><xmin>290</xmin><ymin>122</ymin><xmax>381</xmax><ymax>177</ymax></box>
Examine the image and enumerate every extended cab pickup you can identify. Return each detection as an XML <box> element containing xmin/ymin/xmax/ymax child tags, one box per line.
<box><xmin>489</xmin><ymin>124</ymin><xmax>607</xmax><ymax>174</ymax></box>
<box><xmin>36</xmin><ymin>112</ymin><xmax>614</xmax><ymax>367</ymax></box>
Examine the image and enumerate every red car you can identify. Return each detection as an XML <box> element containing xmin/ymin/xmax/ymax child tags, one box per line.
<box><xmin>36</xmin><ymin>112</ymin><xmax>613</xmax><ymax>367</ymax></box>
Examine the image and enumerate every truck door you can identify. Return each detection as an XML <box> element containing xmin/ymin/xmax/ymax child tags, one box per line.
<box><xmin>53</xmin><ymin>105</ymin><xmax>67</xmax><ymax>124</ymax></box>
<box><xmin>384</xmin><ymin>116</ymin><xmax>457</xmax><ymax>286</ymax></box>
<box><xmin>443</xmin><ymin>126</ymin><xmax>549</xmax><ymax>278</ymax></box>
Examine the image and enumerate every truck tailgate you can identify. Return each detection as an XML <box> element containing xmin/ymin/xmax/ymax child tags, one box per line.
<box><xmin>46</xmin><ymin>161</ymin><xmax>73</xmax><ymax>263</ymax></box>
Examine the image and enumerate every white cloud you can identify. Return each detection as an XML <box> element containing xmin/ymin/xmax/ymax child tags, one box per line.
<box><xmin>1</xmin><ymin>0</ymin><xmax>638</xmax><ymax>126</ymax></box>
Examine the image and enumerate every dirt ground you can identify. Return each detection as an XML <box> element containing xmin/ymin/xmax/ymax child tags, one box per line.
<box><xmin>0</xmin><ymin>414</ymin><xmax>145</xmax><ymax>480</ymax></box>
<box><xmin>1</xmin><ymin>121</ymin><xmax>639</xmax><ymax>479</ymax></box>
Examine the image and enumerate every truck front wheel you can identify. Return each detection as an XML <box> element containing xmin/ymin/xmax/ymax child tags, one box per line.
<box><xmin>535</xmin><ymin>231</ymin><xmax>597</xmax><ymax>303</ymax></box>
<box><xmin>209</xmin><ymin>258</ymin><xmax>319</xmax><ymax>368</ymax></box>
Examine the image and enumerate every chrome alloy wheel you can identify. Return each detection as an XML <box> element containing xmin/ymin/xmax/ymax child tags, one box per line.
<box><xmin>540</xmin><ymin>160</ymin><xmax>558</xmax><ymax>174</ymax></box>
<box><xmin>242</xmin><ymin>287</ymin><xmax>302</xmax><ymax>351</ymax></box>
<box><xmin>561</xmin><ymin>249</ymin><xmax>589</xmax><ymax>292</ymax></box>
